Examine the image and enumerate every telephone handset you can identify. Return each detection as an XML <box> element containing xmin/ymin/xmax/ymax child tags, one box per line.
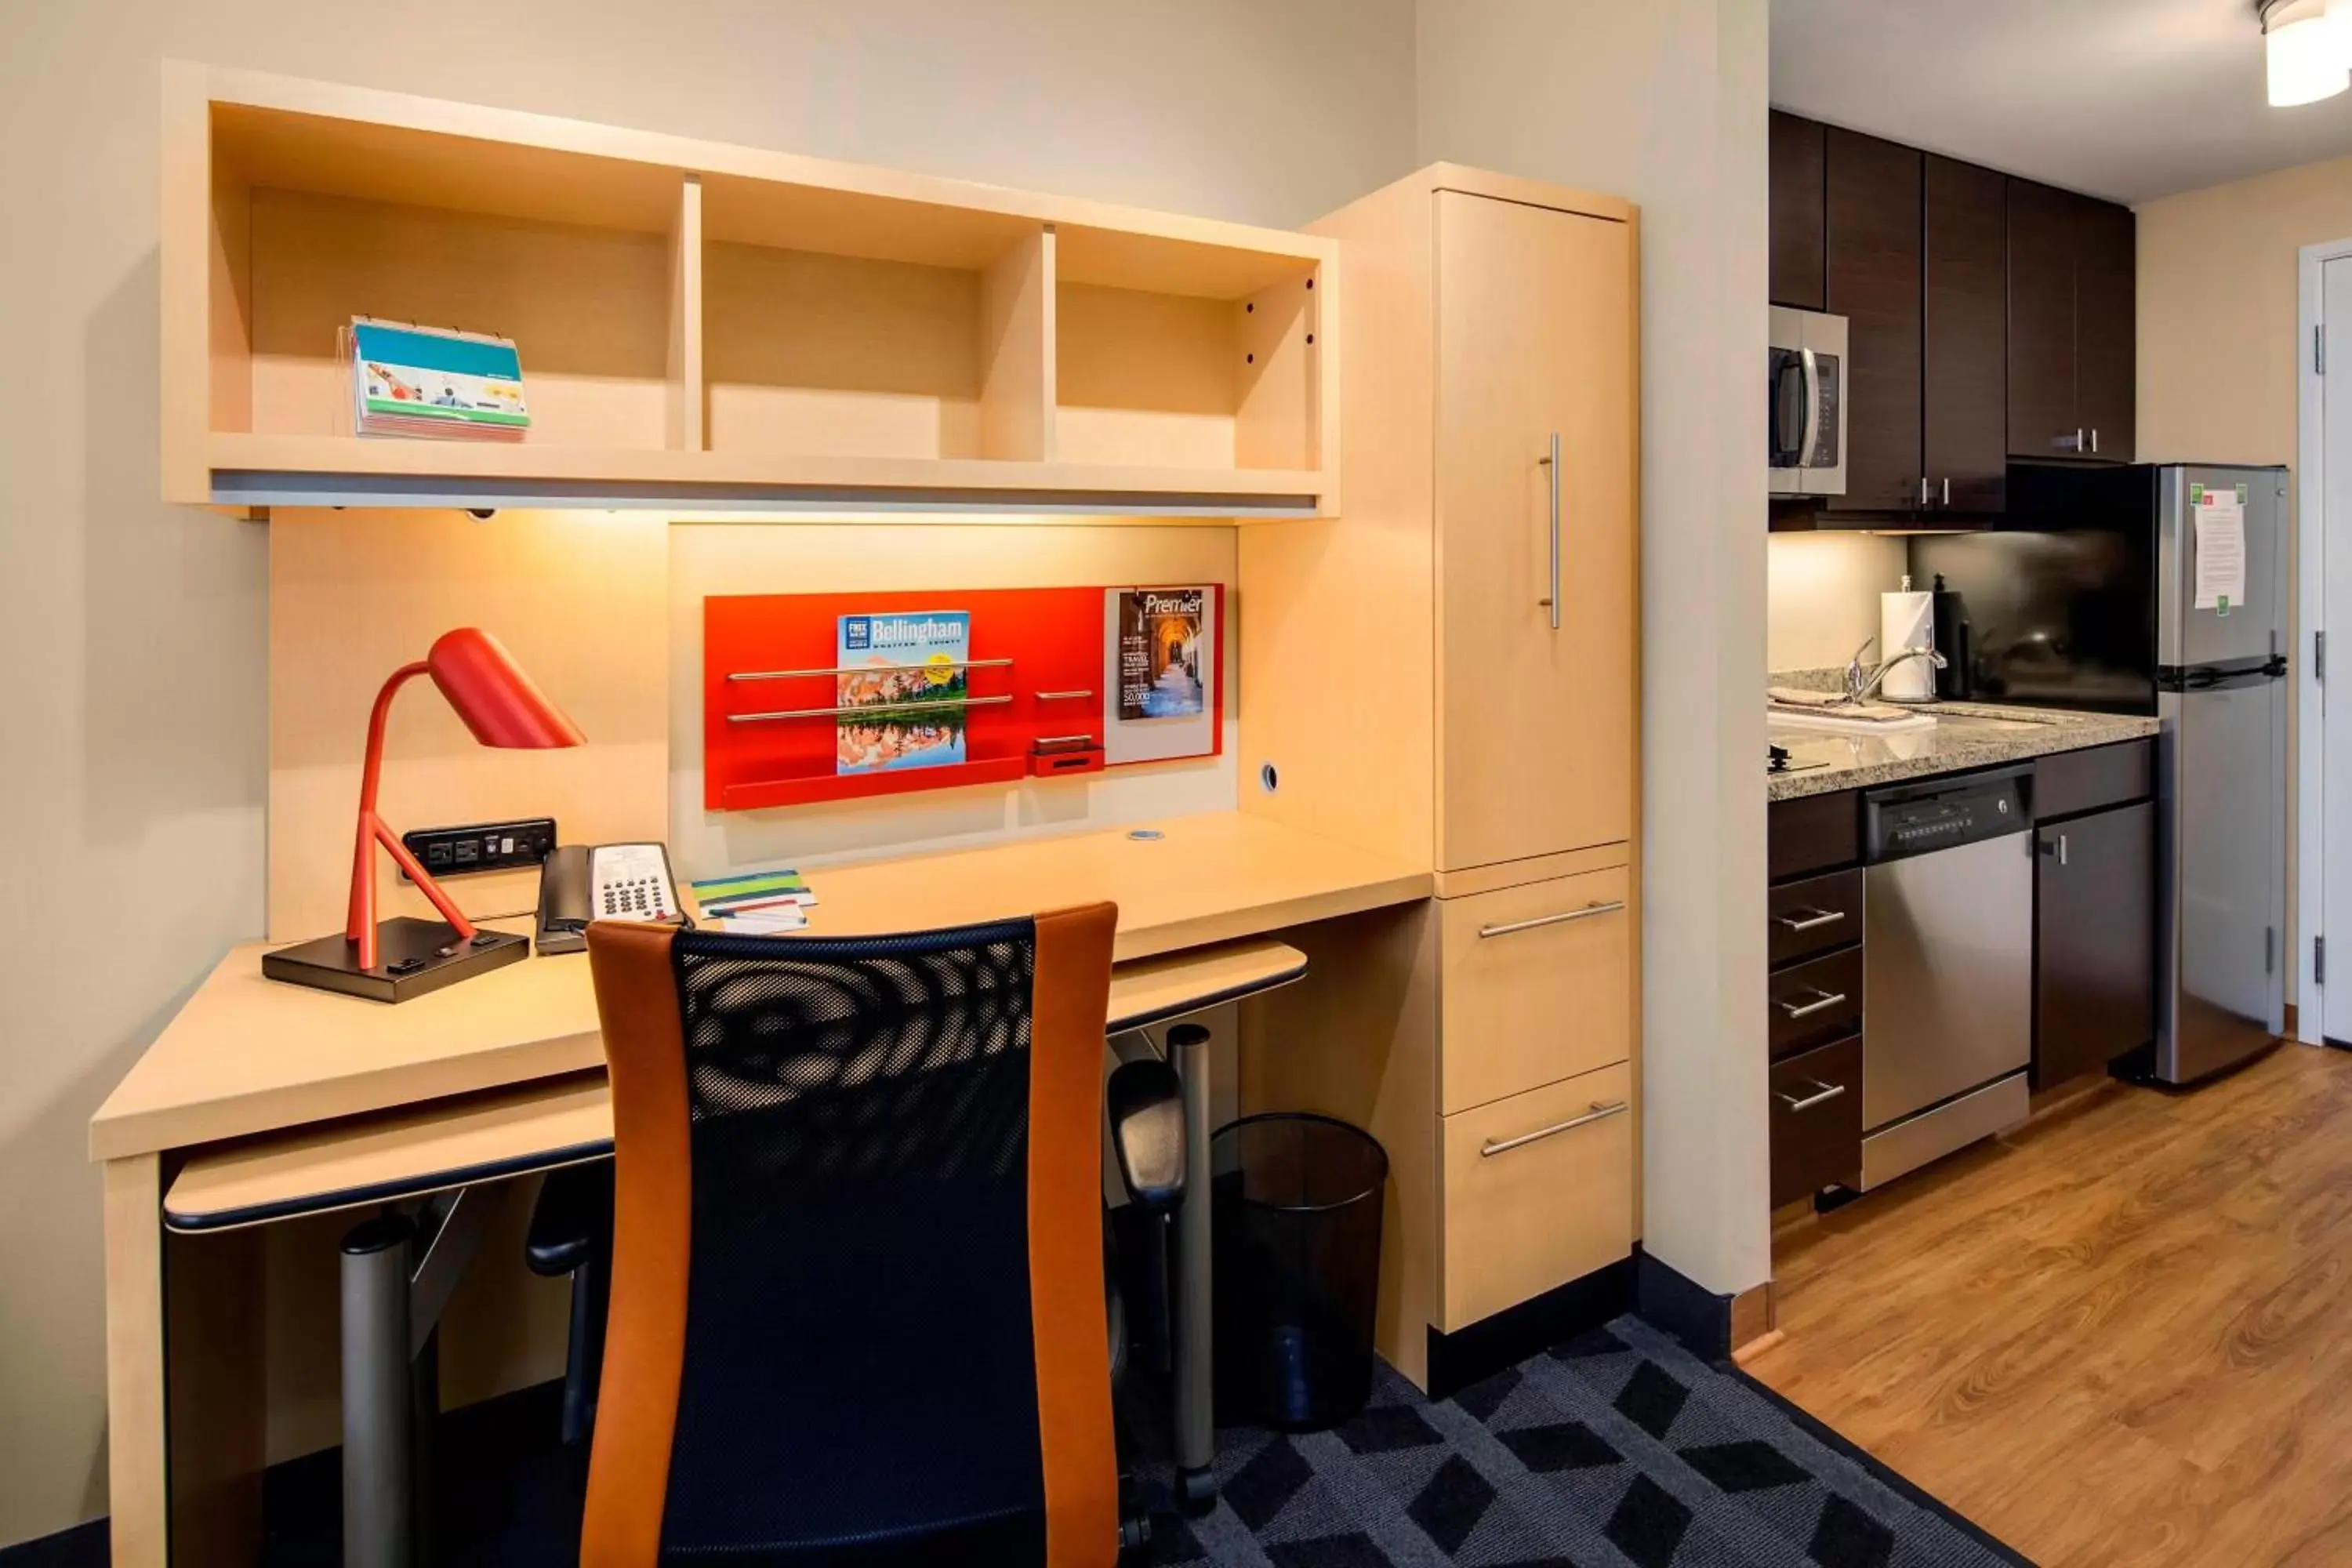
<box><xmin>535</xmin><ymin>843</ymin><xmax>688</xmax><ymax>955</ymax></box>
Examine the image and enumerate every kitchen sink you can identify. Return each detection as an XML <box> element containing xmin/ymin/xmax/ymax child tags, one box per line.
<box><xmin>1767</xmin><ymin>705</ymin><xmax>2057</xmax><ymax>736</ymax></box>
<box><xmin>1922</xmin><ymin>711</ymin><xmax>2057</xmax><ymax>734</ymax></box>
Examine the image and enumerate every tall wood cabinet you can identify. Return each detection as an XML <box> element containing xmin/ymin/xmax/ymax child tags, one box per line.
<box><xmin>1240</xmin><ymin>165</ymin><xmax>1640</xmax><ymax>1391</ymax></box>
<box><xmin>1435</xmin><ymin>191</ymin><xmax>1636</xmax><ymax>869</ymax></box>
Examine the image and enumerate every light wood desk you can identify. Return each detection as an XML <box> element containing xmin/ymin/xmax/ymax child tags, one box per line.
<box><xmin>94</xmin><ymin>811</ymin><xmax>1430</xmax><ymax>1567</ymax></box>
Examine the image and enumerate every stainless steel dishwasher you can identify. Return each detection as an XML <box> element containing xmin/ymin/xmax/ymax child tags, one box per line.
<box><xmin>1860</xmin><ymin>764</ymin><xmax>2034</xmax><ymax>1189</ymax></box>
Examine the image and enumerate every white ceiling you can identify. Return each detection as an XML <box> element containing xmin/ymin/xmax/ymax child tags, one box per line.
<box><xmin>1771</xmin><ymin>0</ymin><xmax>2352</xmax><ymax>205</ymax></box>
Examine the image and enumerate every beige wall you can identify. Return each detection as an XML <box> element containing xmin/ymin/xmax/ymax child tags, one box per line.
<box><xmin>1766</xmin><ymin>533</ymin><xmax>1911</xmax><ymax>673</ymax></box>
<box><xmin>2140</xmin><ymin>152</ymin><xmax>2352</xmax><ymax>987</ymax></box>
<box><xmin>0</xmin><ymin>1</ymin><xmax>1416</xmax><ymax>1546</ymax></box>
<box><xmin>1417</xmin><ymin>0</ymin><xmax>1773</xmax><ymax>1298</ymax></box>
<box><xmin>2140</xmin><ymin>151</ymin><xmax>2352</xmax><ymax>468</ymax></box>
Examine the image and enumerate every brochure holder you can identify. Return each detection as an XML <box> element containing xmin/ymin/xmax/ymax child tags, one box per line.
<box><xmin>703</xmin><ymin>586</ymin><xmax>1223</xmax><ymax>811</ymax></box>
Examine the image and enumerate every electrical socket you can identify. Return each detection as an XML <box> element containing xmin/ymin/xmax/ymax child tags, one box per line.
<box><xmin>399</xmin><ymin>817</ymin><xmax>558</xmax><ymax>881</ymax></box>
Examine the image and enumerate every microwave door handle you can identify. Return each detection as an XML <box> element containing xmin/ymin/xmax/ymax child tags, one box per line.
<box><xmin>1771</xmin><ymin>354</ymin><xmax>1801</xmax><ymax>466</ymax></box>
<box><xmin>1799</xmin><ymin>346</ymin><xmax>1820</xmax><ymax>470</ymax></box>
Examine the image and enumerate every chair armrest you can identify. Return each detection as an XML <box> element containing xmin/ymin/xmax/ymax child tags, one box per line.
<box><xmin>525</xmin><ymin>1162</ymin><xmax>613</xmax><ymax>1276</ymax></box>
<box><xmin>1108</xmin><ymin>1058</ymin><xmax>1186</xmax><ymax>1215</ymax></box>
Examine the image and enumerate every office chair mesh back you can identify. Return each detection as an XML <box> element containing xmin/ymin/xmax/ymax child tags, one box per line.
<box><xmin>581</xmin><ymin>909</ymin><xmax>1120</xmax><ymax>1568</ymax></box>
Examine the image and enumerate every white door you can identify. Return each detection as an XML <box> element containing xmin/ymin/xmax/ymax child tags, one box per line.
<box><xmin>2323</xmin><ymin>258</ymin><xmax>2352</xmax><ymax>1042</ymax></box>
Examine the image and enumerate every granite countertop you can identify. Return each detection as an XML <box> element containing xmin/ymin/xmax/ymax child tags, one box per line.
<box><xmin>1765</xmin><ymin>670</ymin><xmax>2159</xmax><ymax>801</ymax></box>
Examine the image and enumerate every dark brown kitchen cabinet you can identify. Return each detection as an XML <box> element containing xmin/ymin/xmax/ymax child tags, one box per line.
<box><xmin>1770</xmin><ymin>111</ymin><xmax>1826</xmax><ymax>311</ymax></box>
<box><xmin>1770</xmin><ymin>1036</ymin><xmax>1864</xmax><ymax>1207</ymax></box>
<box><xmin>2034</xmin><ymin>800</ymin><xmax>2156</xmax><ymax>1089</ymax></box>
<box><xmin>1923</xmin><ymin>156</ymin><xmax>2009</xmax><ymax>514</ymax></box>
<box><xmin>2076</xmin><ymin>199</ymin><xmax>2136</xmax><ymax>461</ymax></box>
<box><xmin>1824</xmin><ymin>129</ymin><xmax>1923</xmax><ymax>514</ymax></box>
<box><xmin>2007</xmin><ymin>177</ymin><xmax>2136</xmax><ymax>463</ymax></box>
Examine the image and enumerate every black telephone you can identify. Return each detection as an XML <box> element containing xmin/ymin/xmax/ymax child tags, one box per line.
<box><xmin>535</xmin><ymin>843</ymin><xmax>689</xmax><ymax>955</ymax></box>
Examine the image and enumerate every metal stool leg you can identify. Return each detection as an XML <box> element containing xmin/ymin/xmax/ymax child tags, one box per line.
<box><xmin>341</xmin><ymin>1213</ymin><xmax>416</xmax><ymax>1568</ymax></box>
<box><xmin>1167</xmin><ymin>1023</ymin><xmax>1217</xmax><ymax>1512</ymax></box>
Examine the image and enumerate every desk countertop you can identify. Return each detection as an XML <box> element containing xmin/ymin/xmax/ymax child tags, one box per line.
<box><xmin>92</xmin><ymin>811</ymin><xmax>1431</xmax><ymax>1163</ymax></box>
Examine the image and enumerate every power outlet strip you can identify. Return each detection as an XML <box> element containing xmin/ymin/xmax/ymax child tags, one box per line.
<box><xmin>399</xmin><ymin>817</ymin><xmax>557</xmax><ymax>880</ymax></box>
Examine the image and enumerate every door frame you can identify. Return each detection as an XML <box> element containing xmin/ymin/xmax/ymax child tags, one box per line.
<box><xmin>2294</xmin><ymin>238</ymin><xmax>2352</xmax><ymax>1041</ymax></box>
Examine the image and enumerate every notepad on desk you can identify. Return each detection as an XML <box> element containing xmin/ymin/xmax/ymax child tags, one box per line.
<box><xmin>691</xmin><ymin>867</ymin><xmax>817</xmax><ymax>933</ymax></box>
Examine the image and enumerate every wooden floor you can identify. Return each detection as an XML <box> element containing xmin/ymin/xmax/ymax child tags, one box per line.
<box><xmin>1750</xmin><ymin>1042</ymin><xmax>2352</xmax><ymax>1568</ymax></box>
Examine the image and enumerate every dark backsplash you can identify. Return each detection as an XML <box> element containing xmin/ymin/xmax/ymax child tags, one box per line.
<box><xmin>1912</xmin><ymin>527</ymin><xmax>2158</xmax><ymax>716</ymax></box>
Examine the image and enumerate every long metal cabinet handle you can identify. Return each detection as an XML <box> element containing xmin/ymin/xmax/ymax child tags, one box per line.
<box><xmin>1480</xmin><ymin>1099</ymin><xmax>1629</xmax><ymax>1157</ymax></box>
<box><xmin>2060</xmin><ymin>833</ymin><xmax>2069</xmax><ymax>867</ymax></box>
<box><xmin>1773</xmin><ymin>908</ymin><xmax>1846</xmax><ymax>933</ymax></box>
<box><xmin>1920</xmin><ymin>476</ymin><xmax>1932</xmax><ymax>508</ymax></box>
<box><xmin>1943</xmin><ymin>477</ymin><xmax>1952</xmax><ymax>506</ymax></box>
<box><xmin>1775</xmin><ymin>989</ymin><xmax>1849</xmax><ymax>1020</ymax></box>
<box><xmin>1538</xmin><ymin>433</ymin><xmax>1563</xmax><ymax>630</ymax></box>
<box><xmin>1775</xmin><ymin>1080</ymin><xmax>1848</xmax><ymax>1112</ymax></box>
<box><xmin>2091</xmin><ymin>428</ymin><xmax>2100</xmax><ymax>454</ymax></box>
<box><xmin>1478</xmin><ymin>900</ymin><xmax>1625</xmax><ymax>938</ymax></box>
<box><xmin>1034</xmin><ymin>690</ymin><xmax>1095</xmax><ymax>702</ymax></box>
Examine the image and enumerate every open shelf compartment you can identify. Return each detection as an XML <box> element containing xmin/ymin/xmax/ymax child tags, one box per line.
<box><xmin>699</xmin><ymin>173</ymin><xmax>1051</xmax><ymax>463</ymax></box>
<box><xmin>1053</xmin><ymin>226</ymin><xmax>1324</xmax><ymax>474</ymax></box>
<box><xmin>200</xmin><ymin>102</ymin><xmax>697</xmax><ymax>459</ymax></box>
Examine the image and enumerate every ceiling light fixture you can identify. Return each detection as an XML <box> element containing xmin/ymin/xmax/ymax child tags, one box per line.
<box><xmin>2263</xmin><ymin>0</ymin><xmax>2350</xmax><ymax>107</ymax></box>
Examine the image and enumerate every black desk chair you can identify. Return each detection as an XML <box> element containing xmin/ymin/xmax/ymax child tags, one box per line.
<box><xmin>554</xmin><ymin>908</ymin><xmax>1176</xmax><ymax>1566</ymax></box>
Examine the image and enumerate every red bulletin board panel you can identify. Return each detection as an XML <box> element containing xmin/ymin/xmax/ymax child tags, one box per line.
<box><xmin>704</xmin><ymin>586</ymin><xmax>1224</xmax><ymax>811</ymax></box>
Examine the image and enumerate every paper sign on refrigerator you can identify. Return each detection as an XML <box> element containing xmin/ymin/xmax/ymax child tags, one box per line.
<box><xmin>2191</xmin><ymin>483</ymin><xmax>2247</xmax><ymax>615</ymax></box>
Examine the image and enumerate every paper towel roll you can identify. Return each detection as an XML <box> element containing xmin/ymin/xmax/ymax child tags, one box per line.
<box><xmin>1880</xmin><ymin>589</ymin><xmax>1936</xmax><ymax>702</ymax></box>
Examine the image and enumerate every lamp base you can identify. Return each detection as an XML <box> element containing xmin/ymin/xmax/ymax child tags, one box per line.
<box><xmin>263</xmin><ymin>917</ymin><xmax>529</xmax><ymax>1004</ymax></box>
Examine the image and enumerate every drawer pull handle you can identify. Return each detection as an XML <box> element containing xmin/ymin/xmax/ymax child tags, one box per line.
<box><xmin>1775</xmin><ymin>989</ymin><xmax>1849</xmax><ymax>1020</ymax></box>
<box><xmin>1479</xmin><ymin>1099</ymin><xmax>1630</xmax><ymax>1157</ymax></box>
<box><xmin>1773</xmin><ymin>908</ymin><xmax>1846</xmax><ymax>933</ymax></box>
<box><xmin>1775</xmin><ymin>1080</ymin><xmax>1848</xmax><ymax>1112</ymax></box>
<box><xmin>1478</xmin><ymin>900</ymin><xmax>1626</xmax><ymax>939</ymax></box>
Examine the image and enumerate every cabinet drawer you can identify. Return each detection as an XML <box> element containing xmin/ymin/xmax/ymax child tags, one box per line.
<box><xmin>1770</xmin><ymin>1036</ymin><xmax>1864</xmax><ymax>1207</ymax></box>
<box><xmin>1439</xmin><ymin>867</ymin><xmax>1631</xmax><ymax>1113</ymax></box>
<box><xmin>1439</xmin><ymin>1062</ymin><xmax>1634</xmax><ymax>1332</ymax></box>
<box><xmin>1768</xmin><ymin>869</ymin><xmax>1863</xmax><ymax>969</ymax></box>
<box><xmin>2036</xmin><ymin>739</ymin><xmax>2152</xmax><ymax>821</ymax></box>
<box><xmin>1769</xmin><ymin>789</ymin><xmax>1860</xmax><ymax>881</ymax></box>
<box><xmin>1768</xmin><ymin>946</ymin><xmax>1864</xmax><ymax>1059</ymax></box>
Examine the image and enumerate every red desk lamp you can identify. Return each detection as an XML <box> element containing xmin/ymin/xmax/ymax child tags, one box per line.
<box><xmin>263</xmin><ymin>628</ymin><xmax>585</xmax><ymax>1003</ymax></box>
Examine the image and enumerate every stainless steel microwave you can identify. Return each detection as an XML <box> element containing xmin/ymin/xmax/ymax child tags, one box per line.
<box><xmin>1769</xmin><ymin>306</ymin><xmax>1846</xmax><ymax>496</ymax></box>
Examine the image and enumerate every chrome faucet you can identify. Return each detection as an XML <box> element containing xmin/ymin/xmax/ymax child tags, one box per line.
<box><xmin>1842</xmin><ymin>634</ymin><xmax>1948</xmax><ymax>705</ymax></box>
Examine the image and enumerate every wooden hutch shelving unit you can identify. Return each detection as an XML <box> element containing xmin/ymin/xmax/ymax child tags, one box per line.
<box><xmin>162</xmin><ymin>63</ymin><xmax>1338</xmax><ymax>516</ymax></box>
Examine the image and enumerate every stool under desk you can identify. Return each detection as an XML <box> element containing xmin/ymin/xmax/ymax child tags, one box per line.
<box><xmin>93</xmin><ymin>811</ymin><xmax>1430</xmax><ymax>1568</ymax></box>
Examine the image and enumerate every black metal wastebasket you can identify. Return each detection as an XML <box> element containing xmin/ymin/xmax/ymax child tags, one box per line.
<box><xmin>1210</xmin><ymin>1112</ymin><xmax>1388</xmax><ymax>1431</ymax></box>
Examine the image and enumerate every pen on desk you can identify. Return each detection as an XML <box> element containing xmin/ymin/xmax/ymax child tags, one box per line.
<box><xmin>701</xmin><ymin>893</ymin><xmax>811</xmax><ymax>916</ymax></box>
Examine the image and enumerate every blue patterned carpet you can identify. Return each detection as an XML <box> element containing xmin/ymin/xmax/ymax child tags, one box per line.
<box><xmin>1134</xmin><ymin>1316</ymin><xmax>2029</xmax><ymax>1568</ymax></box>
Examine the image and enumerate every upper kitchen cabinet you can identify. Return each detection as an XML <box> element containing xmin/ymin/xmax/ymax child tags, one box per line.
<box><xmin>1795</xmin><ymin>122</ymin><xmax>2007</xmax><ymax>522</ymax></box>
<box><xmin>1923</xmin><ymin>156</ymin><xmax>2009</xmax><ymax>514</ymax></box>
<box><xmin>2075</xmin><ymin>198</ymin><xmax>2137</xmax><ymax>462</ymax></box>
<box><xmin>1770</xmin><ymin>111</ymin><xmax>1827</xmax><ymax>312</ymax></box>
<box><xmin>1822</xmin><ymin>129</ymin><xmax>1923</xmax><ymax>516</ymax></box>
<box><xmin>2007</xmin><ymin>176</ymin><xmax>2136</xmax><ymax>463</ymax></box>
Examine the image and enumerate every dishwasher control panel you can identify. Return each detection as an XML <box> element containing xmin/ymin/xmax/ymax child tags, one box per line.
<box><xmin>1864</xmin><ymin>768</ymin><xmax>2031</xmax><ymax>863</ymax></box>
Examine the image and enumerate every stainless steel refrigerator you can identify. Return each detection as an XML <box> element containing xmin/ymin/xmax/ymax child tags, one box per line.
<box><xmin>1915</xmin><ymin>463</ymin><xmax>2289</xmax><ymax>1084</ymax></box>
